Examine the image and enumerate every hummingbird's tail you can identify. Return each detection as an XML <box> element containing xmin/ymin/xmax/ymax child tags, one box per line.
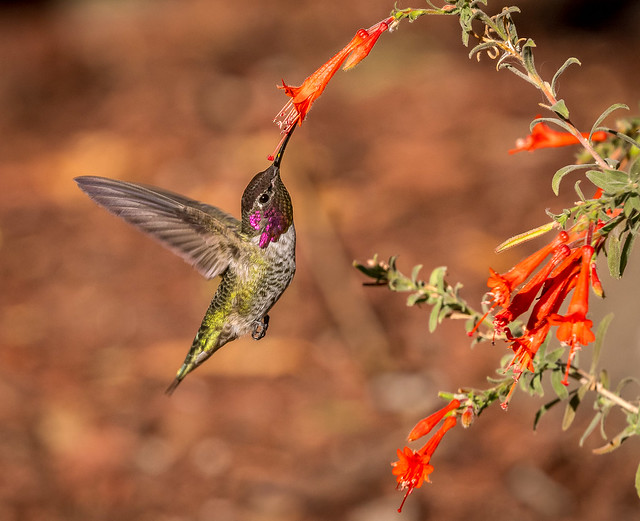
<box><xmin>165</xmin><ymin>377</ymin><xmax>183</xmax><ymax>395</ymax></box>
<box><xmin>165</xmin><ymin>354</ymin><xmax>198</xmax><ymax>395</ymax></box>
<box><xmin>164</xmin><ymin>309</ymin><xmax>228</xmax><ymax>395</ymax></box>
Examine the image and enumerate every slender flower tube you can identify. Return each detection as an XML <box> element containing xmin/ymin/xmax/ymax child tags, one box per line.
<box><xmin>548</xmin><ymin>245</ymin><xmax>596</xmax><ymax>384</ymax></box>
<box><xmin>274</xmin><ymin>17</ymin><xmax>392</xmax><ymax>133</ymax></box>
<box><xmin>505</xmin><ymin>323</ymin><xmax>551</xmax><ymax>378</ymax></box>
<box><xmin>509</xmin><ymin>121</ymin><xmax>608</xmax><ymax>154</ymax></box>
<box><xmin>408</xmin><ymin>399</ymin><xmax>460</xmax><ymax>441</ymax></box>
<box><xmin>342</xmin><ymin>18</ymin><xmax>392</xmax><ymax>70</ymax></box>
<box><xmin>493</xmin><ymin>244</ymin><xmax>570</xmax><ymax>333</ymax></box>
<box><xmin>502</xmin><ymin>322</ymin><xmax>552</xmax><ymax>409</ymax></box>
<box><xmin>487</xmin><ymin>231</ymin><xmax>569</xmax><ymax>309</ymax></box>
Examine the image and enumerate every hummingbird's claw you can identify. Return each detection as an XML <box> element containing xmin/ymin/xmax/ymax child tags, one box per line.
<box><xmin>251</xmin><ymin>314</ymin><xmax>270</xmax><ymax>340</ymax></box>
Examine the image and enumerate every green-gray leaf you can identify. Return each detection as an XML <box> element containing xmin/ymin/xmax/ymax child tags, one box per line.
<box><xmin>551</xmin><ymin>369</ymin><xmax>569</xmax><ymax>400</ymax></box>
<box><xmin>590</xmin><ymin>103</ymin><xmax>629</xmax><ymax>138</ymax></box>
<box><xmin>551</xmin><ymin>57</ymin><xmax>581</xmax><ymax>97</ymax></box>
<box><xmin>585</xmin><ymin>169</ymin><xmax>629</xmax><ymax>192</ymax></box>
<box><xmin>550</xmin><ymin>99</ymin><xmax>570</xmax><ymax>119</ymax></box>
<box><xmin>607</xmin><ymin>235</ymin><xmax>623</xmax><ymax>279</ymax></box>
<box><xmin>552</xmin><ymin>164</ymin><xmax>595</xmax><ymax>195</ymax></box>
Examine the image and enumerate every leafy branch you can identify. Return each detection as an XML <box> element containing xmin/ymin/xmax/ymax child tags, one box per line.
<box><xmin>357</xmin><ymin>1</ymin><xmax>640</xmax><ymax>504</ymax></box>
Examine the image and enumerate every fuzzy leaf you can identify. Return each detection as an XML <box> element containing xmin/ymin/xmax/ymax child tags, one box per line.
<box><xmin>620</xmin><ymin>230</ymin><xmax>637</xmax><ymax>277</ymax></box>
<box><xmin>551</xmin><ymin>57</ymin><xmax>581</xmax><ymax>96</ymax></box>
<box><xmin>353</xmin><ymin>257</ymin><xmax>388</xmax><ymax>283</ymax></box>
<box><xmin>500</xmin><ymin>63</ymin><xmax>539</xmax><ymax>87</ymax></box>
<box><xmin>552</xmin><ymin>164</ymin><xmax>595</xmax><ymax>195</ymax></box>
<box><xmin>590</xmin><ymin>103</ymin><xmax>629</xmax><ymax>138</ymax></box>
<box><xmin>429</xmin><ymin>300</ymin><xmax>442</xmax><ymax>333</ymax></box>
<box><xmin>579</xmin><ymin>412</ymin><xmax>602</xmax><ymax>447</ymax></box>
<box><xmin>609</xmin><ymin>130</ymin><xmax>640</xmax><ymax>151</ymax></box>
<box><xmin>551</xmin><ymin>369</ymin><xmax>569</xmax><ymax>400</ymax></box>
<box><xmin>406</xmin><ymin>292</ymin><xmax>423</xmax><ymax>307</ymax></box>
<box><xmin>531</xmin><ymin>116</ymin><xmax>574</xmax><ymax>134</ymax></box>
<box><xmin>429</xmin><ymin>266</ymin><xmax>447</xmax><ymax>289</ymax></box>
<box><xmin>468</xmin><ymin>41</ymin><xmax>498</xmax><ymax>59</ymax></box>
<box><xmin>411</xmin><ymin>264</ymin><xmax>423</xmax><ymax>284</ymax></box>
<box><xmin>534</xmin><ymin>397</ymin><xmax>561</xmax><ymax>430</ymax></box>
<box><xmin>521</xmin><ymin>38</ymin><xmax>536</xmax><ymax>74</ymax></box>
<box><xmin>544</xmin><ymin>347</ymin><xmax>565</xmax><ymax>364</ymax></box>
<box><xmin>630</xmin><ymin>158</ymin><xmax>640</xmax><ymax>181</ymax></box>
<box><xmin>624</xmin><ymin>194</ymin><xmax>640</xmax><ymax>217</ymax></box>
<box><xmin>562</xmin><ymin>383</ymin><xmax>588</xmax><ymax>431</ymax></box>
<box><xmin>528</xmin><ymin>371</ymin><xmax>545</xmax><ymax>397</ymax></box>
<box><xmin>593</xmin><ymin>426</ymin><xmax>635</xmax><ymax>454</ymax></box>
<box><xmin>389</xmin><ymin>276</ymin><xmax>415</xmax><ymax>292</ymax></box>
<box><xmin>607</xmin><ymin>235</ymin><xmax>623</xmax><ymax>279</ymax></box>
<box><xmin>550</xmin><ymin>99</ymin><xmax>570</xmax><ymax>119</ymax></box>
<box><xmin>590</xmin><ymin>313</ymin><xmax>614</xmax><ymax>374</ymax></box>
<box><xmin>585</xmin><ymin>169</ymin><xmax>629</xmax><ymax>192</ymax></box>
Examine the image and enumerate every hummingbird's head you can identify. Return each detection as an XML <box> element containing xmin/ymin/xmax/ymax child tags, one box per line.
<box><xmin>241</xmin><ymin>129</ymin><xmax>295</xmax><ymax>248</ymax></box>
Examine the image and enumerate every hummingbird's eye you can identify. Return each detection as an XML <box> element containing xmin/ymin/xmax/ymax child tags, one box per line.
<box><xmin>258</xmin><ymin>193</ymin><xmax>270</xmax><ymax>204</ymax></box>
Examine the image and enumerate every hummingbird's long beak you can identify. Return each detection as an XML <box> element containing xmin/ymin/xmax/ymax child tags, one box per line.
<box><xmin>272</xmin><ymin>125</ymin><xmax>296</xmax><ymax>169</ymax></box>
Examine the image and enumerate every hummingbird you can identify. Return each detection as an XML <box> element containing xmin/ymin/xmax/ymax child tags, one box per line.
<box><xmin>75</xmin><ymin>129</ymin><xmax>296</xmax><ymax>393</ymax></box>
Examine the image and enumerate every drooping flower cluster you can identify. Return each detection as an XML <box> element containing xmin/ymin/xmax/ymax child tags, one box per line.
<box><xmin>391</xmin><ymin>399</ymin><xmax>461</xmax><ymax>512</ymax></box>
<box><xmin>481</xmin><ymin>225</ymin><xmax>604</xmax><ymax>408</ymax></box>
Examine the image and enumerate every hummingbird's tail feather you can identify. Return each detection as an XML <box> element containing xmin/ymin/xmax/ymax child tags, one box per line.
<box><xmin>164</xmin><ymin>341</ymin><xmax>227</xmax><ymax>395</ymax></box>
<box><xmin>165</xmin><ymin>377</ymin><xmax>183</xmax><ymax>395</ymax></box>
<box><xmin>164</xmin><ymin>309</ymin><xmax>232</xmax><ymax>394</ymax></box>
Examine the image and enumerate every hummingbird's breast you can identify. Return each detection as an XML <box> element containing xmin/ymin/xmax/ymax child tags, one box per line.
<box><xmin>220</xmin><ymin>224</ymin><xmax>296</xmax><ymax>338</ymax></box>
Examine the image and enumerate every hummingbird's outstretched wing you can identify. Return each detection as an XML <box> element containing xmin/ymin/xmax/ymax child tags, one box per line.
<box><xmin>75</xmin><ymin>176</ymin><xmax>243</xmax><ymax>279</ymax></box>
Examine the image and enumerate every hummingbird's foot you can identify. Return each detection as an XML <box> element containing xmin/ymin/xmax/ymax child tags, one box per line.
<box><xmin>251</xmin><ymin>314</ymin><xmax>269</xmax><ymax>340</ymax></box>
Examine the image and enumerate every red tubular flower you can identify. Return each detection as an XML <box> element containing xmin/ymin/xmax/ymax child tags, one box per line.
<box><xmin>342</xmin><ymin>18</ymin><xmax>392</xmax><ymax>70</ymax></box>
<box><xmin>502</xmin><ymin>322</ymin><xmax>551</xmax><ymax>409</ymax></box>
<box><xmin>408</xmin><ymin>399</ymin><xmax>460</xmax><ymax>441</ymax></box>
<box><xmin>274</xmin><ymin>17</ymin><xmax>392</xmax><ymax>133</ymax></box>
<box><xmin>547</xmin><ymin>245</ymin><xmax>596</xmax><ymax>384</ymax></box>
<box><xmin>509</xmin><ymin>121</ymin><xmax>608</xmax><ymax>154</ymax></box>
<box><xmin>590</xmin><ymin>261</ymin><xmax>605</xmax><ymax>298</ymax></box>
<box><xmin>392</xmin><ymin>447</ymin><xmax>433</xmax><ymax>512</ymax></box>
<box><xmin>530</xmin><ymin>246</ymin><xmax>582</xmax><ymax>327</ymax></box>
<box><xmin>505</xmin><ymin>322</ymin><xmax>551</xmax><ymax>378</ymax></box>
<box><xmin>392</xmin><ymin>416</ymin><xmax>457</xmax><ymax>512</ymax></box>
<box><xmin>487</xmin><ymin>231</ymin><xmax>569</xmax><ymax>309</ymax></box>
<box><xmin>493</xmin><ymin>244</ymin><xmax>570</xmax><ymax>333</ymax></box>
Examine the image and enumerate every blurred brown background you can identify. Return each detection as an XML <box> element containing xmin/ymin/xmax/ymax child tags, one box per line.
<box><xmin>1</xmin><ymin>0</ymin><xmax>640</xmax><ymax>520</ymax></box>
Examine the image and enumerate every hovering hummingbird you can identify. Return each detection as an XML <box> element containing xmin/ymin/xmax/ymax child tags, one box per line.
<box><xmin>75</xmin><ymin>129</ymin><xmax>296</xmax><ymax>393</ymax></box>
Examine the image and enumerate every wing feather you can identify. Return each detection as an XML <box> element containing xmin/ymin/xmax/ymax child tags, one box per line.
<box><xmin>75</xmin><ymin>175</ymin><xmax>243</xmax><ymax>279</ymax></box>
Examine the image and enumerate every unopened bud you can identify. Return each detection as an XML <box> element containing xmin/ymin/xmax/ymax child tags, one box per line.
<box><xmin>461</xmin><ymin>405</ymin><xmax>475</xmax><ymax>428</ymax></box>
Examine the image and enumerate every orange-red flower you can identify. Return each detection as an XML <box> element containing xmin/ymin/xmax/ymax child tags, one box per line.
<box><xmin>590</xmin><ymin>260</ymin><xmax>604</xmax><ymax>297</ymax></box>
<box><xmin>391</xmin><ymin>446</ymin><xmax>434</xmax><ymax>511</ymax></box>
<box><xmin>530</xmin><ymin>247</ymin><xmax>582</xmax><ymax>327</ymax></box>
<box><xmin>487</xmin><ymin>231</ymin><xmax>569</xmax><ymax>309</ymax></box>
<box><xmin>342</xmin><ymin>18</ymin><xmax>391</xmax><ymax>70</ymax></box>
<box><xmin>493</xmin><ymin>244</ymin><xmax>570</xmax><ymax>333</ymax></box>
<box><xmin>408</xmin><ymin>399</ymin><xmax>460</xmax><ymax>441</ymax></box>
<box><xmin>547</xmin><ymin>245</ymin><xmax>596</xmax><ymax>384</ymax></box>
<box><xmin>392</xmin><ymin>416</ymin><xmax>457</xmax><ymax>512</ymax></box>
<box><xmin>502</xmin><ymin>322</ymin><xmax>552</xmax><ymax>409</ymax></box>
<box><xmin>274</xmin><ymin>17</ymin><xmax>392</xmax><ymax>133</ymax></box>
<box><xmin>505</xmin><ymin>322</ymin><xmax>551</xmax><ymax>379</ymax></box>
<box><xmin>509</xmin><ymin>120</ymin><xmax>608</xmax><ymax>154</ymax></box>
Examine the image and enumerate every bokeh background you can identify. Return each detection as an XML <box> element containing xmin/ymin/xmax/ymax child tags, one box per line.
<box><xmin>2</xmin><ymin>0</ymin><xmax>640</xmax><ymax>520</ymax></box>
